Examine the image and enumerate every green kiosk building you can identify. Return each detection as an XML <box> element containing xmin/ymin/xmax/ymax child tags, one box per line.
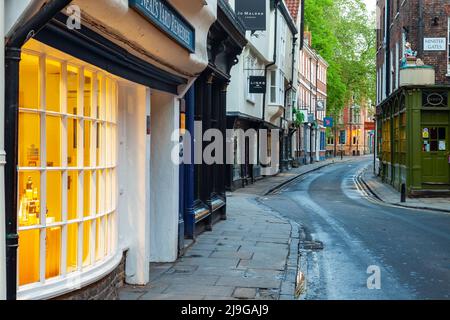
<box><xmin>376</xmin><ymin>65</ymin><xmax>450</xmax><ymax>196</ymax></box>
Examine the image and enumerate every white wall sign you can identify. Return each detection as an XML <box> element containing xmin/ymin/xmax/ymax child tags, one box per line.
<box><xmin>424</xmin><ymin>38</ymin><xmax>446</xmax><ymax>51</ymax></box>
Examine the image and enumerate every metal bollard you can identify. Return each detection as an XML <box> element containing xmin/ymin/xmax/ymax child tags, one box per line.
<box><xmin>401</xmin><ymin>183</ymin><xmax>406</xmax><ymax>203</ymax></box>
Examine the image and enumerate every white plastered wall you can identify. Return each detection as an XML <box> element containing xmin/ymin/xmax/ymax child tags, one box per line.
<box><xmin>117</xmin><ymin>83</ymin><xmax>151</xmax><ymax>285</ymax></box>
<box><xmin>149</xmin><ymin>90</ymin><xmax>179</xmax><ymax>263</ymax></box>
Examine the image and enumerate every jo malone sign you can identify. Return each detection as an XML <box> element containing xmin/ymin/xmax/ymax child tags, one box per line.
<box><xmin>235</xmin><ymin>0</ymin><xmax>266</xmax><ymax>31</ymax></box>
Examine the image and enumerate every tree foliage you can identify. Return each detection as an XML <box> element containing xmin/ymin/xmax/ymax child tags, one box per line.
<box><xmin>304</xmin><ymin>0</ymin><xmax>376</xmax><ymax>115</ymax></box>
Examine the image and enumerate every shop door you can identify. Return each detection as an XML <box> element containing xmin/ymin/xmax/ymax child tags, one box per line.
<box><xmin>421</xmin><ymin>126</ymin><xmax>449</xmax><ymax>186</ymax></box>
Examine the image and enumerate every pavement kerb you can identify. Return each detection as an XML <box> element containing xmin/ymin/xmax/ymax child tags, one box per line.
<box><xmin>359</xmin><ymin>165</ymin><xmax>450</xmax><ymax>214</ymax></box>
<box><xmin>251</xmin><ymin>197</ymin><xmax>302</xmax><ymax>300</ymax></box>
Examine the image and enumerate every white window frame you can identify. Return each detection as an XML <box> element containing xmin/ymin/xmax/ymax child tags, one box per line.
<box><xmin>278</xmin><ymin>14</ymin><xmax>287</xmax><ymax>69</ymax></box>
<box><xmin>245</xmin><ymin>55</ymin><xmax>257</xmax><ymax>104</ymax></box>
<box><xmin>269</xmin><ymin>69</ymin><xmax>285</xmax><ymax>106</ymax></box>
<box><xmin>17</xmin><ymin>47</ymin><xmax>119</xmax><ymax>298</ymax></box>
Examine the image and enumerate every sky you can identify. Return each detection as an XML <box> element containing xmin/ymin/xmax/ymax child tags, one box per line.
<box><xmin>364</xmin><ymin>0</ymin><xmax>377</xmax><ymax>14</ymax></box>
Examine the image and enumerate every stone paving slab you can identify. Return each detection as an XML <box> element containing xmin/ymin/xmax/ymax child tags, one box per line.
<box><xmin>117</xmin><ymin>158</ymin><xmax>349</xmax><ymax>300</ymax></box>
<box><xmin>119</xmin><ymin>194</ymin><xmax>301</xmax><ymax>300</ymax></box>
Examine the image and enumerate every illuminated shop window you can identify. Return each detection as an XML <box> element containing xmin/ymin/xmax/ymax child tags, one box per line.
<box><xmin>18</xmin><ymin>43</ymin><xmax>118</xmax><ymax>287</ymax></box>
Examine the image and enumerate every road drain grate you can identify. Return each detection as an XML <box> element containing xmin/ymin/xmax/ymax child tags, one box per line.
<box><xmin>299</xmin><ymin>240</ymin><xmax>324</xmax><ymax>250</ymax></box>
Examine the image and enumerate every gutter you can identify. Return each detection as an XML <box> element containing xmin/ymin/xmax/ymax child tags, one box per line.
<box><xmin>4</xmin><ymin>0</ymin><xmax>73</xmax><ymax>300</ymax></box>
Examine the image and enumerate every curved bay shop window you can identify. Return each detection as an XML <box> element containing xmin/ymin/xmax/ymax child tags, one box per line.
<box><xmin>17</xmin><ymin>41</ymin><xmax>118</xmax><ymax>288</ymax></box>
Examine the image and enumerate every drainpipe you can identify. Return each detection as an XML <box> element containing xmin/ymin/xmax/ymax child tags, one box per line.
<box><xmin>418</xmin><ymin>0</ymin><xmax>424</xmax><ymax>57</ymax></box>
<box><xmin>184</xmin><ymin>86</ymin><xmax>195</xmax><ymax>239</ymax></box>
<box><xmin>262</xmin><ymin>0</ymin><xmax>279</xmax><ymax>123</ymax></box>
<box><xmin>315</xmin><ymin>56</ymin><xmax>319</xmax><ymax>161</ymax></box>
<box><xmin>384</xmin><ymin>0</ymin><xmax>390</xmax><ymax>98</ymax></box>
<box><xmin>299</xmin><ymin>0</ymin><xmax>305</xmax><ymax>50</ymax></box>
<box><xmin>4</xmin><ymin>0</ymin><xmax>72</xmax><ymax>300</ymax></box>
<box><xmin>0</xmin><ymin>0</ymin><xmax>6</xmax><ymax>301</ymax></box>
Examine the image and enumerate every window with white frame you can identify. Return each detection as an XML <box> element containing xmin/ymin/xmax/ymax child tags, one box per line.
<box><xmin>269</xmin><ymin>69</ymin><xmax>285</xmax><ymax>105</ymax></box>
<box><xmin>17</xmin><ymin>41</ymin><xmax>118</xmax><ymax>287</ymax></box>
<box><xmin>245</xmin><ymin>55</ymin><xmax>257</xmax><ymax>103</ymax></box>
<box><xmin>270</xmin><ymin>70</ymin><xmax>277</xmax><ymax>104</ymax></box>
<box><xmin>279</xmin><ymin>14</ymin><xmax>287</xmax><ymax>69</ymax></box>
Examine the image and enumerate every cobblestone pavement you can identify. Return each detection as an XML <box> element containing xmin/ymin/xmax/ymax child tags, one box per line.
<box><xmin>119</xmin><ymin>159</ymin><xmax>349</xmax><ymax>300</ymax></box>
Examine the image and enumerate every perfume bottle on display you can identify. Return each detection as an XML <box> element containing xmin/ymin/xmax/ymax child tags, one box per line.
<box><xmin>19</xmin><ymin>176</ymin><xmax>40</xmax><ymax>226</ymax></box>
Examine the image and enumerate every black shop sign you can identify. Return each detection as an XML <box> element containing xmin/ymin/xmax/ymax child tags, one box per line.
<box><xmin>249</xmin><ymin>76</ymin><xmax>266</xmax><ymax>94</ymax></box>
<box><xmin>423</xmin><ymin>91</ymin><xmax>448</xmax><ymax>108</ymax></box>
<box><xmin>235</xmin><ymin>0</ymin><xmax>266</xmax><ymax>31</ymax></box>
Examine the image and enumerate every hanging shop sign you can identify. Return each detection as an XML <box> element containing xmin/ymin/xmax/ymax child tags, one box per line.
<box><xmin>323</xmin><ymin>117</ymin><xmax>333</xmax><ymax>128</ymax></box>
<box><xmin>235</xmin><ymin>0</ymin><xmax>266</xmax><ymax>31</ymax></box>
<box><xmin>424</xmin><ymin>38</ymin><xmax>446</xmax><ymax>51</ymax></box>
<box><xmin>422</xmin><ymin>91</ymin><xmax>448</xmax><ymax>108</ymax></box>
<box><xmin>364</xmin><ymin>121</ymin><xmax>375</xmax><ymax>131</ymax></box>
<box><xmin>249</xmin><ymin>76</ymin><xmax>267</xmax><ymax>94</ymax></box>
<box><xmin>316</xmin><ymin>100</ymin><xmax>326</xmax><ymax>111</ymax></box>
<box><xmin>129</xmin><ymin>0</ymin><xmax>196</xmax><ymax>52</ymax></box>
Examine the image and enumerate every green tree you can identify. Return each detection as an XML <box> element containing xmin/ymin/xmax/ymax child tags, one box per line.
<box><xmin>304</xmin><ymin>0</ymin><xmax>376</xmax><ymax>115</ymax></box>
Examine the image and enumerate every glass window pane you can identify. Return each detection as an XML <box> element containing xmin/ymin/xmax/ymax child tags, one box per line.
<box><xmin>67</xmin><ymin>223</ymin><xmax>78</xmax><ymax>273</ymax></box>
<box><xmin>46</xmin><ymin>115</ymin><xmax>61</xmax><ymax>167</ymax></box>
<box><xmin>19</xmin><ymin>112</ymin><xmax>40</xmax><ymax>167</ymax></box>
<box><xmin>105</xmin><ymin>169</ymin><xmax>111</xmax><ymax>212</ymax></box>
<box><xmin>95</xmin><ymin>217</ymin><xmax>105</xmax><ymax>261</ymax></box>
<box><xmin>438</xmin><ymin>127</ymin><xmax>446</xmax><ymax>140</ymax></box>
<box><xmin>47</xmin><ymin>171</ymin><xmax>62</xmax><ymax>223</ymax></box>
<box><xmin>67</xmin><ymin>118</ymin><xmax>78</xmax><ymax>167</ymax></box>
<box><xmin>111</xmin><ymin>81</ymin><xmax>117</xmax><ymax>123</ymax></box>
<box><xmin>105</xmin><ymin>77</ymin><xmax>112</xmax><ymax>122</ymax></box>
<box><xmin>97</xmin><ymin>75</ymin><xmax>104</xmax><ymax>120</ymax></box>
<box><xmin>19</xmin><ymin>53</ymin><xmax>40</xmax><ymax>109</ymax></box>
<box><xmin>84</xmin><ymin>171</ymin><xmax>92</xmax><ymax>217</ymax></box>
<box><xmin>46</xmin><ymin>226</ymin><xmax>61</xmax><ymax>279</ymax></box>
<box><xmin>96</xmin><ymin>170</ymin><xmax>105</xmax><ymax>215</ymax></box>
<box><xmin>430</xmin><ymin>127</ymin><xmax>438</xmax><ymax>140</ymax></box>
<box><xmin>46</xmin><ymin>59</ymin><xmax>61</xmax><ymax>112</ymax></box>
<box><xmin>67</xmin><ymin>171</ymin><xmax>78</xmax><ymax>221</ymax></box>
<box><xmin>84</xmin><ymin>70</ymin><xmax>93</xmax><ymax>117</ymax></box>
<box><xmin>106</xmin><ymin>124</ymin><xmax>112</xmax><ymax>166</ymax></box>
<box><xmin>104</xmin><ymin>215</ymin><xmax>109</xmax><ymax>256</ymax></box>
<box><xmin>67</xmin><ymin>65</ymin><xmax>79</xmax><ymax>115</ymax></box>
<box><xmin>84</xmin><ymin>120</ymin><xmax>92</xmax><ymax>167</ymax></box>
<box><xmin>96</xmin><ymin>123</ymin><xmax>104</xmax><ymax>166</ymax></box>
<box><xmin>83</xmin><ymin>221</ymin><xmax>91</xmax><ymax>267</ymax></box>
<box><xmin>18</xmin><ymin>229</ymin><xmax>40</xmax><ymax>285</ymax></box>
<box><xmin>430</xmin><ymin>140</ymin><xmax>438</xmax><ymax>152</ymax></box>
<box><xmin>18</xmin><ymin>172</ymin><xmax>41</xmax><ymax>227</ymax></box>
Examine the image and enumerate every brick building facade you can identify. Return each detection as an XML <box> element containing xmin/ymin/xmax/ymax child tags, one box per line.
<box><xmin>376</xmin><ymin>0</ymin><xmax>450</xmax><ymax>196</ymax></box>
<box><xmin>377</xmin><ymin>0</ymin><xmax>450</xmax><ymax>104</ymax></box>
<box><xmin>296</xmin><ymin>32</ymin><xmax>328</xmax><ymax>163</ymax></box>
